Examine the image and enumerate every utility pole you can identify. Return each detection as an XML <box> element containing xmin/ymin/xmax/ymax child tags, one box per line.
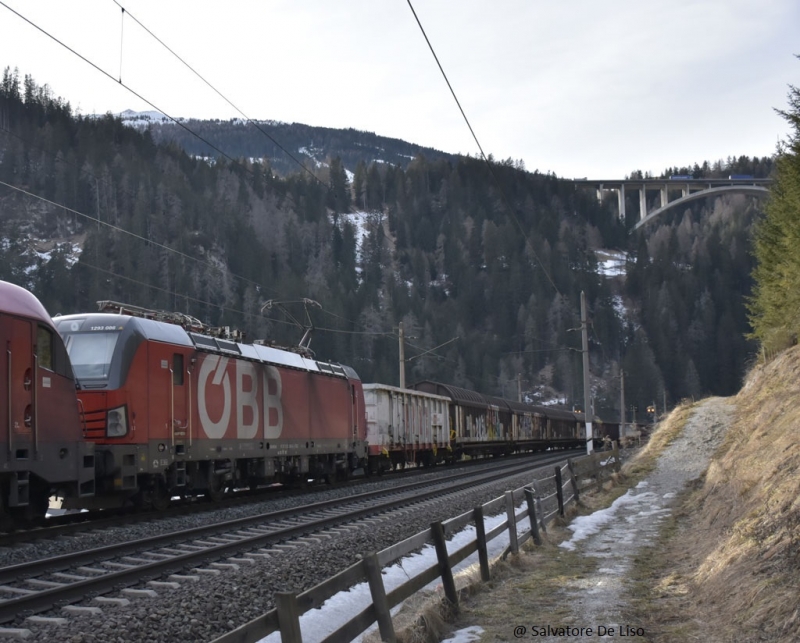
<box><xmin>517</xmin><ymin>373</ymin><xmax>522</xmax><ymax>403</ymax></box>
<box><xmin>620</xmin><ymin>370</ymin><xmax>626</xmax><ymax>440</ymax></box>
<box><xmin>581</xmin><ymin>291</ymin><xmax>594</xmax><ymax>454</ymax></box>
<box><xmin>398</xmin><ymin>321</ymin><xmax>406</xmax><ymax>389</ymax></box>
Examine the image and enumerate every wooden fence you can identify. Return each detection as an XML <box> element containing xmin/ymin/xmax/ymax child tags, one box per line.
<box><xmin>211</xmin><ymin>445</ymin><xmax>620</xmax><ymax>643</ymax></box>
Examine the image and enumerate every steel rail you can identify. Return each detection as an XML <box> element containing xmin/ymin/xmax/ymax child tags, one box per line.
<box><xmin>0</xmin><ymin>452</ymin><xmax>570</xmax><ymax>622</ymax></box>
<box><xmin>0</xmin><ymin>447</ymin><xmax>580</xmax><ymax>547</ymax></box>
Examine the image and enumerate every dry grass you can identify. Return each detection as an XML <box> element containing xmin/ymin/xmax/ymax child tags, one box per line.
<box><xmin>368</xmin><ymin>371</ymin><xmax>800</xmax><ymax>643</ymax></box>
<box><xmin>436</xmin><ymin>532</ymin><xmax>600</xmax><ymax>642</ymax></box>
<box><xmin>621</xmin><ymin>400</ymin><xmax>696</xmax><ymax>482</ymax></box>
<box><xmin>627</xmin><ymin>346</ymin><xmax>800</xmax><ymax>643</ymax></box>
<box><xmin>366</xmin><ymin>515</ymin><xmax>605</xmax><ymax>643</ymax></box>
<box><xmin>376</xmin><ymin>411</ymin><xmax>701</xmax><ymax>643</ymax></box>
<box><xmin>394</xmin><ymin>473</ymin><xmax>654</xmax><ymax>642</ymax></box>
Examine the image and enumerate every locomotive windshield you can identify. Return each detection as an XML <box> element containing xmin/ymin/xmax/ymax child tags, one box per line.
<box><xmin>54</xmin><ymin>315</ymin><xmax>144</xmax><ymax>389</ymax></box>
<box><xmin>62</xmin><ymin>331</ymin><xmax>120</xmax><ymax>379</ymax></box>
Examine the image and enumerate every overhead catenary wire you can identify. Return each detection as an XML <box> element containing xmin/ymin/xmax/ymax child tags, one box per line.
<box><xmin>0</xmin><ymin>3</ymin><xmax>389</xmax><ymax>337</ymax></box>
<box><xmin>0</xmin><ymin>128</ymin><xmax>387</xmax><ymax>339</ymax></box>
<box><xmin>0</xmin><ymin>1</ymin><xmax>284</xmax><ymax>178</ymax></box>
<box><xmin>0</xmin><ymin>176</ymin><xmax>282</xmax><ymax>296</ymax></box>
<box><xmin>0</xmin><ymin>175</ymin><xmax>386</xmax><ymax>338</ymax></box>
<box><xmin>74</xmin><ymin>260</ymin><xmax>257</xmax><ymax>321</ymax></box>
<box><xmin>405</xmin><ymin>0</ymin><xmax>561</xmax><ymax>295</ymax></box>
<box><xmin>109</xmin><ymin>0</ymin><xmax>329</xmax><ymax>190</ymax></box>
<box><xmin>73</xmin><ymin>261</ymin><xmax>385</xmax><ymax>338</ymax></box>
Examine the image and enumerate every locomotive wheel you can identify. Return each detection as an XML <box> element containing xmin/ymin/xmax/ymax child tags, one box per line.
<box><xmin>7</xmin><ymin>483</ymin><xmax>49</xmax><ymax>525</ymax></box>
<box><xmin>27</xmin><ymin>477</ymin><xmax>50</xmax><ymax>522</ymax></box>
<box><xmin>150</xmin><ymin>478</ymin><xmax>170</xmax><ymax>512</ymax></box>
<box><xmin>206</xmin><ymin>474</ymin><xmax>228</xmax><ymax>503</ymax></box>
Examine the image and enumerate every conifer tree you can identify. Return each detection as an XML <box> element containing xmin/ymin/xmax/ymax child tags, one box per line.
<box><xmin>748</xmin><ymin>70</ymin><xmax>800</xmax><ymax>350</ymax></box>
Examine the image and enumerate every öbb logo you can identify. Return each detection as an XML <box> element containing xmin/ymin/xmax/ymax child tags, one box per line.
<box><xmin>197</xmin><ymin>355</ymin><xmax>283</xmax><ymax>439</ymax></box>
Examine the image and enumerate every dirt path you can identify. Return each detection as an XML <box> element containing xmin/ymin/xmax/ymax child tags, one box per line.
<box><xmin>446</xmin><ymin>397</ymin><xmax>736</xmax><ymax>643</ymax></box>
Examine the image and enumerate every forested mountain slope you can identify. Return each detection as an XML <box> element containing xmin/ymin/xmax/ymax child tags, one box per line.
<box><xmin>0</xmin><ymin>69</ymin><xmax>771</xmax><ymax>419</ymax></box>
<box><xmin>139</xmin><ymin>114</ymin><xmax>459</xmax><ymax>177</ymax></box>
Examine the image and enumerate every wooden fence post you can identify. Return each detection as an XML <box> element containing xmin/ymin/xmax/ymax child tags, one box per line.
<box><xmin>473</xmin><ymin>505</ymin><xmax>491</xmax><ymax>581</ymax></box>
<box><xmin>554</xmin><ymin>466</ymin><xmax>565</xmax><ymax>517</ymax></box>
<box><xmin>567</xmin><ymin>458</ymin><xmax>580</xmax><ymax>504</ymax></box>
<box><xmin>431</xmin><ymin>521</ymin><xmax>458</xmax><ymax>606</ymax></box>
<box><xmin>524</xmin><ymin>487</ymin><xmax>542</xmax><ymax>546</ymax></box>
<box><xmin>529</xmin><ymin>480</ymin><xmax>546</xmax><ymax>533</ymax></box>
<box><xmin>504</xmin><ymin>491</ymin><xmax>519</xmax><ymax>555</ymax></box>
<box><xmin>275</xmin><ymin>592</ymin><xmax>303</xmax><ymax>643</ymax></box>
<box><xmin>363</xmin><ymin>552</ymin><xmax>396</xmax><ymax>643</ymax></box>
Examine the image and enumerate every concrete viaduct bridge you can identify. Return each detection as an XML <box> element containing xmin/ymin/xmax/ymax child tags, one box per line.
<box><xmin>571</xmin><ymin>177</ymin><xmax>772</xmax><ymax>231</ymax></box>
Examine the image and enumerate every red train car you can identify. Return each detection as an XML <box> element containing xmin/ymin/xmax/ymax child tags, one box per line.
<box><xmin>0</xmin><ymin>281</ymin><xmax>95</xmax><ymax>522</ymax></box>
<box><xmin>54</xmin><ymin>304</ymin><xmax>368</xmax><ymax>509</ymax></box>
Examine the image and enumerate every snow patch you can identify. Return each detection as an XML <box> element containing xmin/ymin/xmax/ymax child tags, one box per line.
<box><xmin>442</xmin><ymin>626</ymin><xmax>485</xmax><ymax>643</ymax></box>
<box><xmin>258</xmin><ymin>502</ymin><xmax>528</xmax><ymax>643</ymax></box>
<box><xmin>595</xmin><ymin>249</ymin><xmax>627</xmax><ymax>278</ymax></box>
<box><xmin>114</xmin><ymin>109</ymin><xmax>174</xmax><ymax>129</ymax></box>
<box><xmin>332</xmin><ymin>210</ymin><xmax>382</xmax><ymax>280</ymax></box>
<box><xmin>559</xmin><ymin>489</ymin><xmax>659</xmax><ymax>551</ymax></box>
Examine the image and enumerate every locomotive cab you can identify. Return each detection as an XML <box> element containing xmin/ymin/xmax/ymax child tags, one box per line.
<box><xmin>55</xmin><ymin>313</ymin><xmax>195</xmax><ymax>509</ymax></box>
<box><xmin>0</xmin><ymin>281</ymin><xmax>95</xmax><ymax>524</ymax></box>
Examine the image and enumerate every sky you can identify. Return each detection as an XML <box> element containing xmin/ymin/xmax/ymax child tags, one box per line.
<box><xmin>0</xmin><ymin>0</ymin><xmax>797</xmax><ymax>178</ymax></box>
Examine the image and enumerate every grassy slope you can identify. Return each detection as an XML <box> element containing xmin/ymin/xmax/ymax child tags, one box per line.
<box><xmin>630</xmin><ymin>347</ymin><xmax>800</xmax><ymax>642</ymax></box>
<box><xmin>380</xmin><ymin>356</ymin><xmax>799</xmax><ymax>642</ymax></box>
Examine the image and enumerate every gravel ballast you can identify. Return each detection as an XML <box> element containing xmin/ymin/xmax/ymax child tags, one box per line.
<box><xmin>2</xmin><ymin>456</ymin><xmax>571</xmax><ymax>642</ymax></box>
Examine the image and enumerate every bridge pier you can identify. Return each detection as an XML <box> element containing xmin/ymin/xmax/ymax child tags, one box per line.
<box><xmin>639</xmin><ymin>187</ymin><xmax>647</xmax><ymax>222</ymax></box>
<box><xmin>617</xmin><ymin>184</ymin><xmax>626</xmax><ymax>221</ymax></box>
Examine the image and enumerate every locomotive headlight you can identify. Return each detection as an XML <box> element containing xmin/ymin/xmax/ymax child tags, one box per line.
<box><xmin>106</xmin><ymin>405</ymin><xmax>129</xmax><ymax>437</ymax></box>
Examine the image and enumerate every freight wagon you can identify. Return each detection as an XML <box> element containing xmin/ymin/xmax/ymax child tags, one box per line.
<box><xmin>412</xmin><ymin>381</ymin><xmax>584</xmax><ymax>457</ymax></box>
<box><xmin>362</xmin><ymin>383</ymin><xmax>451</xmax><ymax>471</ymax></box>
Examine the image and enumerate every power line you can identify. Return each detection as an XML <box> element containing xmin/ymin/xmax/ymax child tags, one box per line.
<box><xmin>0</xmin><ymin>174</ymin><xmax>387</xmax><ymax>337</ymax></box>
<box><xmin>74</xmin><ymin>261</ymin><xmax>258</xmax><ymax>320</ymax></box>
<box><xmin>109</xmin><ymin>0</ymin><xmax>329</xmax><ymax>189</ymax></box>
<box><xmin>404</xmin><ymin>0</ymin><xmax>560</xmax><ymax>295</ymax></box>
<box><xmin>0</xmin><ymin>176</ymin><xmax>282</xmax><ymax>296</ymax></box>
<box><xmin>0</xmin><ymin>1</ymin><xmax>273</xmax><ymax>175</ymax></box>
<box><xmin>0</xmin><ymin>130</ymin><xmax>384</xmax><ymax>339</ymax></box>
<box><xmin>118</xmin><ymin>5</ymin><xmax>125</xmax><ymax>82</ymax></box>
<box><xmin>404</xmin><ymin>0</ymin><xmax>487</xmax><ymax>164</ymax></box>
<box><xmin>73</xmin><ymin>261</ymin><xmax>382</xmax><ymax>338</ymax></box>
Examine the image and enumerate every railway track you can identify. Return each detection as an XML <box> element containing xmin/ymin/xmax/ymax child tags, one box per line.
<box><xmin>0</xmin><ymin>451</ymin><xmax>569</xmax><ymax>626</ymax></box>
<box><xmin>0</xmin><ymin>483</ymin><xmax>306</xmax><ymax>549</ymax></box>
<box><xmin>0</xmin><ymin>449</ymin><xmax>574</xmax><ymax>548</ymax></box>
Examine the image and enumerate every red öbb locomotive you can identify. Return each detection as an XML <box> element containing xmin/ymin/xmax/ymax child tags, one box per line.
<box><xmin>53</xmin><ymin>302</ymin><xmax>368</xmax><ymax>510</ymax></box>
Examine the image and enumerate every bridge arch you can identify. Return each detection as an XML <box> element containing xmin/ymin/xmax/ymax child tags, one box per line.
<box><xmin>632</xmin><ymin>185</ymin><xmax>769</xmax><ymax>231</ymax></box>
